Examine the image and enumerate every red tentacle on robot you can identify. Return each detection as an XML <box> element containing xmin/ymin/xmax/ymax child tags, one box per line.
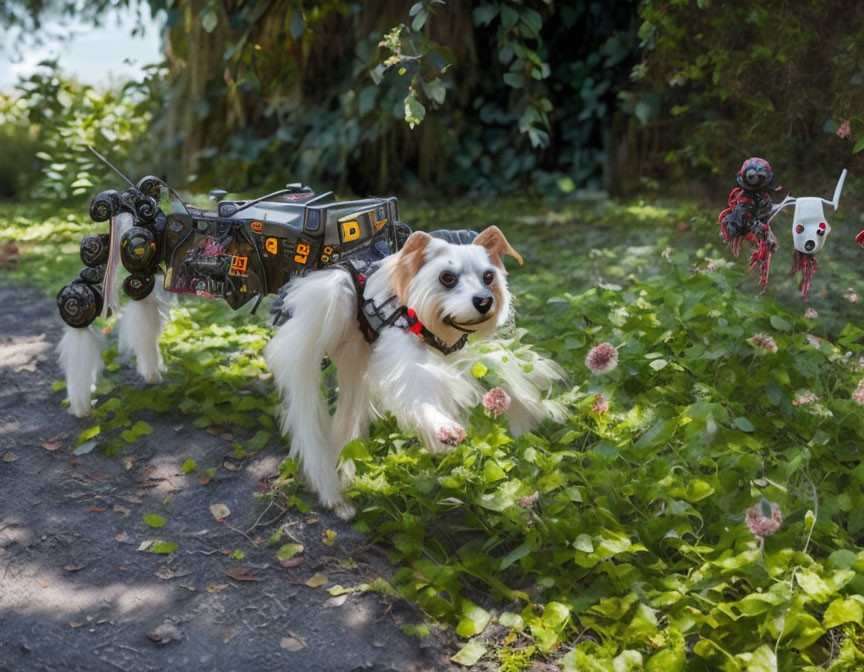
<box><xmin>718</xmin><ymin>157</ymin><xmax>848</xmax><ymax>300</ymax></box>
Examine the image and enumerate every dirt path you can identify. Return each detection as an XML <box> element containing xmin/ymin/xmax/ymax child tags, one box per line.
<box><xmin>0</xmin><ymin>284</ymin><xmax>456</xmax><ymax>672</ymax></box>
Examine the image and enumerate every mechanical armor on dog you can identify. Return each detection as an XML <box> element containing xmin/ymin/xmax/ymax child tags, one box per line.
<box><xmin>57</xmin><ymin>167</ymin><xmax>409</xmax><ymax>328</ymax></box>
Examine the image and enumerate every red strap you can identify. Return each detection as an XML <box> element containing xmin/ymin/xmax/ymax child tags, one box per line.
<box><xmin>405</xmin><ymin>308</ymin><xmax>424</xmax><ymax>336</ymax></box>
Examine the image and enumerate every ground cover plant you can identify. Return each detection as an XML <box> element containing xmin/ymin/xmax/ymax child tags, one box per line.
<box><xmin>2</xmin><ymin>196</ymin><xmax>864</xmax><ymax>670</ymax></box>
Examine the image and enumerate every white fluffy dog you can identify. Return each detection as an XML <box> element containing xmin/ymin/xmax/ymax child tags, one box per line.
<box><xmin>57</xmin><ymin>222</ymin><xmax>564</xmax><ymax>520</ymax></box>
<box><xmin>264</xmin><ymin>226</ymin><xmax>564</xmax><ymax>519</ymax></box>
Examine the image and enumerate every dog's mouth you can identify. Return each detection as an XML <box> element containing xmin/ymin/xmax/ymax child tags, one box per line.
<box><xmin>444</xmin><ymin>315</ymin><xmax>493</xmax><ymax>333</ymax></box>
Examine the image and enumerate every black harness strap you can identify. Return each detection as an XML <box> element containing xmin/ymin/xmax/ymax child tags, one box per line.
<box><xmin>339</xmin><ymin>262</ymin><xmax>468</xmax><ymax>356</ymax></box>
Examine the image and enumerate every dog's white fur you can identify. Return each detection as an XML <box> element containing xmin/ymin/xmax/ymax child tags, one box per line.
<box><xmin>58</xmin><ymin>225</ymin><xmax>564</xmax><ymax>521</ymax></box>
<box><xmin>264</xmin><ymin>227</ymin><xmax>564</xmax><ymax>519</ymax></box>
<box><xmin>57</xmin><ymin>273</ymin><xmax>169</xmax><ymax>417</ymax></box>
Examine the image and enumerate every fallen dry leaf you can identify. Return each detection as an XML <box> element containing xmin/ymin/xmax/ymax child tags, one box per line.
<box><xmin>280</xmin><ymin>631</ymin><xmax>307</xmax><ymax>651</ymax></box>
<box><xmin>323</xmin><ymin>594</ymin><xmax>348</xmax><ymax>608</ymax></box>
<box><xmin>40</xmin><ymin>436</ymin><xmax>62</xmax><ymax>451</ymax></box>
<box><xmin>124</xmin><ymin>457</ymin><xmax>134</xmax><ymax>471</ymax></box>
<box><xmin>220</xmin><ymin>432</ymin><xmax>234</xmax><ymax>441</ymax></box>
<box><xmin>209</xmin><ymin>503</ymin><xmax>231</xmax><ymax>521</ymax></box>
<box><xmin>119</xmin><ymin>494</ymin><xmax>143</xmax><ymax>504</ymax></box>
<box><xmin>88</xmin><ymin>507</ymin><xmax>105</xmax><ymax>513</ymax></box>
<box><xmin>205</xmin><ymin>583</ymin><xmax>229</xmax><ymax>593</ymax></box>
<box><xmin>279</xmin><ymin>556</ymin><xmax>305</xmax><ymax>569</ymax></box>
<box><xmin>64</xmin><ymin>562</ymin><xmax>84</xmax><ymax>572</ymax></box>
<box><xmin>69</xmin><ymin>621</ymin><xmax>87</xmax><ymax>629</ymax></box>
<box><xmin>206</xmin><ymin>427</ymin><xmax>220</xmax><ymax>435</ymax></box>
<box><xmin>147</xmin><ymin>621</ymin><xmax>182</xmax><ymax>645</ymax></box>
<box><xmin>3</xmin><ymin>452</ymin><xmax>18</xmax><ymax>462</ymax></box>
<box><xmin>304</xmin><ymin>572</ymin><xmax>328</xmax><ymax>588</ymax></box>
<box><xmin>222</xmin><ymin>459</ymin><xmax>239</xmax><ymax>471</ymax></box>
<box><xmin>0</xmin><ymin>242</ymin><xmax>19</xmax><ymax>269</ymax></box>
<box><xmin>225</xmin><ymin>567</ymin><xmax>259</xmax><ymax>582</ymax></box>
<box><xmin>113</xmin><ymin>505</ymin><xmax>131</xmax><ymax>517</ymax></box>
<box><xmin>154</xmin><ymin>567</ymin><xmax>175</xmax><ymax>580</ymax></box>
<box><xmin>115</xmin><ymin>532</ymin><xmax>129</xmax><ymax>543</ymax></box>
<box><xmin>137</xmin><ymin>540</ymin><xmax>155</xmax><ymax>552</ymax></box>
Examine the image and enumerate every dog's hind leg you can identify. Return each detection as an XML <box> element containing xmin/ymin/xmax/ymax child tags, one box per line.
<box><xmin>57</xmin><ymin>325</ymin><xmax>105</xmax><ymax>417</ymax></box>
<box><xmin>117</xmin><ymin>275</ymin><xmax>169</xmax><ymax>384</ymax></box>
<box><xmin>330</xmin><ymin>334</ymin><xmax>371</xmax><ymax>484</ymax></box>
<box><xmin>265</xmin><ymin>270</ymin><xmax>358</xmax><ymax>520</ymax></box>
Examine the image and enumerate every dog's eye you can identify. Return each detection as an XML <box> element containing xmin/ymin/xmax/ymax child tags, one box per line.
<box><xmin>482</xmin><ymin>270</ymin><xmax>495</xmax><ymax>285</ymax></box>
<box><xmin>439</xmin><ymin>271</ymin><xmax>458</xmax><ymax>288</ymax></box>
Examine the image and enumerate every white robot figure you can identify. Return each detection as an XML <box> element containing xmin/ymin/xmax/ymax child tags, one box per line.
<box><xmin>767</xmin><ymin>169</ymin><xmax>847</xmax><ymax>299</ymax></box>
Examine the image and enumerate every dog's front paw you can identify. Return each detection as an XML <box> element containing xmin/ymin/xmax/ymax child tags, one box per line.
<box><xmin>143</xmin><ymin>370</ymin><xmax>163</xmax><ymax>385</ymax></box>
<box><xmin>332</xmin><ymin>500</ymin><xmax>356</xmax><ymax>521</ymax></box>
<box><xmin>436</xmin><ymin>424</ymin><xmax>467</xmax><ymax>445</ymax></box>
<box><xmin>425</xmin><ymin>423</ymin><xmax>466</xmax><ymax>453</ymax></box>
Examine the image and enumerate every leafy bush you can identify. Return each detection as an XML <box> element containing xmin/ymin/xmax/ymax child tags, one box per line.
<box><xmin>5</xmin><ymin>195</ymin><xmax>864</xmax><ymax>669</ymax></box>
<box><xmin>0</xmin><ymin>92</ymin><xmax>40</xmax><ymax>198</ymax></box>
<box><xmin>627</xmin><ymin>0</ymin><xmax>864</xmax><ymax>189</ymax></box>
<box><xmin>139</xmin><ymin>0</ymin><xmax>639</xmax><ymax>195</ymax></box>
<box><xmin>1</xmin><ymin>61</ymin><xmax>161</xmax><ymax>201</ymax></box>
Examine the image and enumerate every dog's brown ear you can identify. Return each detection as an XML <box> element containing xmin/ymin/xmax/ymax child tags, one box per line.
<box><xmin>392</xmin><ymin>231</ymin><xmax>432</xmax><ymax>303</ymax></box>
<box><xmin>474</xmin><ymin>226</ymin><xmax>523</xmax><ymax>268</ymax></box>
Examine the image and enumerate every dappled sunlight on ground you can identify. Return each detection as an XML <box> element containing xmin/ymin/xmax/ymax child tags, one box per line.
<box><xmin>0</xmin><ymin>559</ymin><xmax>174</xmax><ymax>617</ymax></box>
<box><xmin>0</xmin><ymin>334</ymin><xmax>50</xmax><ymax>372</ymax></box>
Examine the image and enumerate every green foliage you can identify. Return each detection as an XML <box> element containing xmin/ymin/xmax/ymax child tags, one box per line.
<box><xmin>628</xmin><ymin>1</ymin><xmax>864</xmax><ymax>187</ymax></box>
<box><xmin>284</xmin><ymin>201</ymin><xmax>863</xmax><ymax>668</ymax></box>
<box><xmin>0</xmin><ymin>61</ymin><xmax>162</xmax><ymax>201</ymax></box>
<box><xmin>5</xmin><ymin>195</ymin><xmax>864</xmax><ymax>668</ymax></box>
<box><xmin>128</xmin><ymin>0</ymin><xmax>639</xmax><ymax>195</ymax></box>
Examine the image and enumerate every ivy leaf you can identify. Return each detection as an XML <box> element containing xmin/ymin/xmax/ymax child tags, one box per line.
<box><xmin>769</xmin><ymin>315</ymin><xmax>792</xmax><ymax>332</ymax></box>
<box><xmin>823</xmin><ymin>596</ymin><xmax>864</xmax><ymax>628</ymax></box>
<box><xmin>404</xmin><ymin>93</ymin><xmax>426</xmax><ymax>129</ymax></box>
<box><xmin>473</xmin><ymin>4</ymin><xmax>498</xmax><ymax>26</ymax></box>
<box><xmin>450</xmin><ymin>641</ymin><xmax>486</xmax><ymax>666</ymax></box>
<box><xmin>144</xmin><ymin>514</ymin><xmax>166</xmax><ymax>528</ymax></box>
<box><xmin>150</xmin><ymin>541</ymin><xmax>178</xmax><ymax>555</ymax></box>
<box><xmin>733</xmin><ymin>417</ymin><xmax>755</xmax><ymax>432</ymax></box>
<box><xmin>289</xmin><ymin>9</ymin><xmax>305</xmax><ymax>40</ymax></box>
<box><xmin>305</xmin><ymin>572</ymin><xmax>328</xmax><ymax>588</ymax></box>
<box><xmin>201</xmin><ymin>7</ymin><xmax>218</xmax><ymax>33</ymax></box>
<box><xmin>456</xmin><ymin>601</ymin><xmax>491</xmax><ymax>637</ymax></box>
<box><xmin>277</xmin><ymin>543</ymin><xmax>304</xmax><ymax>560</ymax></box>
<box><xmin>796</xmin><ymin>569</ymin><xmax>833</xmax><ymax>602</ymax></box>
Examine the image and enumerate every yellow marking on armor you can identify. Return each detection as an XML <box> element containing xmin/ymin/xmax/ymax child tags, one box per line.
<box><xmin>230</xmin><ymin>256</ymin><xmax>248</xmax><ymax>275</ymax></box>
<box><xmin>375</xmin><ymin>218</ymin><xmax>388</xmax><ymax>230</ymax></box>
<box><xmin>251</xmin><ymin>221</ymin><xmax>263</xmax><ymax>234</ymax></box>
<box><xmin>294</xmin><ymin>242</ymin><xmax>311</xmax><ymax>265</ymax></box>
<box><xmin>340</xmin><ymin>220</ymin><xmax>361</xmax><ymax>243</ymax></box>
<box><xmin>265</xmin><ymin>237</ymin><xmax>278</xmax><ymax>254</ymax></box>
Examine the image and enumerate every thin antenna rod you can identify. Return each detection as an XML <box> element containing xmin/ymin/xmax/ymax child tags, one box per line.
<box><xmin>87</xmin><ymin>145</ymin><xmax>135</xmax><ymax>188</ymax></box>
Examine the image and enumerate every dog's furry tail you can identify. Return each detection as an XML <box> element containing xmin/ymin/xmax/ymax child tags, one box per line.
<box><xmin>117</xmin><ymin>275</ymin><xmax>170</xmax><ymax>383</ymax></box>
<box><xmin>57</xmin><ymin>325</ymin><xmax>104</xmax><ymax>417</ymax></box>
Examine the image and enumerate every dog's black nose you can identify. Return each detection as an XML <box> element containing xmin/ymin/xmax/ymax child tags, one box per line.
<box><xmin>473</xmin><ymin>292</ymin><xmax>493</xmax><ymax>314</ymax></box>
